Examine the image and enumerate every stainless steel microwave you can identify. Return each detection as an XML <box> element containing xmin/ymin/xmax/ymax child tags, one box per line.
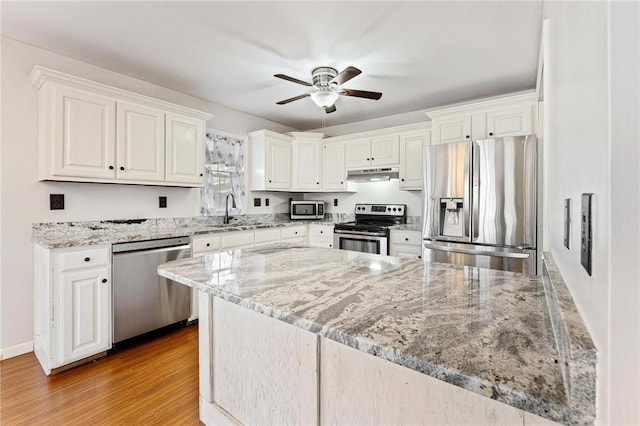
<box><xmin>290</xmin><ymin>200</ymin><xmax>325</xmax><ymax>220</ymax></box>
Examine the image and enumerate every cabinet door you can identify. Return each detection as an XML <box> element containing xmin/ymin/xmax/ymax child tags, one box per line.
<box><xmin>116</xmin><ymin>102</ymin><xmax>165</xmax><ymax>182</ymax></box>
<box><xmin>390</xmin><ymin>244</ymin><xmax>422</xmax><ymax>259</ymax></box>
<box><xmin>322</xmin><ymin>142</ymin><xmax>347</xmax><ymax>191</ymax></box>
<box><xmin>486</xmin><ymin>105</ymin><xmax>533</xmax><ymax>137</ymax></box>
<box><xmin>52</xmin><ymin>85</ymin><xmax>116</xmax><ymax>179</ymax></box>
<box><xmin>166</xmin><ymin>113</ymin><xmax>205</xmax><ymax>185</ymax></box>
<box><xmin>399</xmin><ymin>131</ymin><xmax>429</xmax><ymax>190</ymax></box>
<box><xmin>292</xmin><ymin>140</ymin><xmax>321</xmax><ymax>191</ymax></box>
<box><xmin>432</xmin><ymin>115</ymin><xmax>472</xmax><ymax>144</ymax></box>
<box><xmin>266</xmin><ymin>137</ymin><xmax>292</xmax><ymax>189</ymax></box>
<box><xmin>60</xmin><ymin>266</ymin><xmax>111</xmax><ymax>363</ymax></box>
<box><xmin>344</xmin><ymin>138</ymin><xmax>371</xmax><ymax>168</ymax></box>
<box><xmin>370</xmin><ymin>135</ymin><xmax>400</xmax><ymax>166</ymax></box>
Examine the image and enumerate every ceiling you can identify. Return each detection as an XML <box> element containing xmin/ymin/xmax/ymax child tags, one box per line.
<box><xmin>1</xmin><ymin>1</ymin><xmax>543</xmax><ymax>131</ymax></box>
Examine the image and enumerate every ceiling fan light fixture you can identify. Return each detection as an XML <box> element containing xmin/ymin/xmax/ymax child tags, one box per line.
<box><xmin>310</xmin><ymin>90</ymin><xmax>339</xmax><ymax>108</ymax></box>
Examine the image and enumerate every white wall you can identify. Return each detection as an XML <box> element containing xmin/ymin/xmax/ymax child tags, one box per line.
<box><xmin>542</xmin><ymin>1</ymin><xmax>639</xmax><ymax>424</ymax></box>
<box><xmin>0</xmin><ymin>37</ymin><xmax>295</xmax><ymax>355</ymax></box>
<box><xmin>305</xmin><ymin>181</ymin><xmax>422</xmax><ymax>219</ymax></box>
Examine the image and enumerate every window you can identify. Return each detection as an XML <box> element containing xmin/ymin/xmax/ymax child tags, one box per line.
<box><xmin>201</xmin><ymin>132</ymin><xmax>246</xmax><ymax>216</ymax></box>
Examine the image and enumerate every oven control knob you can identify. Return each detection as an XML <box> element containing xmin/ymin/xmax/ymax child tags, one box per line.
<box><xmin>387</xmin><ymin>207</ymin><xmax>391</xmax><ymax>211</ymax></box>
<box><xmin>398</xmin><ymin>207</ymin><xmax>402</xmax><ymax>211</ymax></box>
<box><xmin>393</xmin><ymin>208</ymin><xmax>397</xmax><ymax>211</ymax></box>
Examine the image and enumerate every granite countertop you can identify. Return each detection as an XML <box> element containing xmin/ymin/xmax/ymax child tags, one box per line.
<box><xmin>390</xmin><ymin>224</ymin><xmax>422</xmax><ymax>232</ymax></box>
<box><xmin>158</xmin><ymin>244</ymin><xmax>569</xmax><ymax>423</ymax></box>
<box><xmin>31</xmin><ymin>218</ymin><xmax>338</xmax><ymax>249</ymax></box>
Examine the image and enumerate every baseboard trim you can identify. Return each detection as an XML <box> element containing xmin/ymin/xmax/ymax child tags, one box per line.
<box><xmin>0</xmin><ymin>341</ymin><xmax>34</xmax><ymax>360</ymax></box>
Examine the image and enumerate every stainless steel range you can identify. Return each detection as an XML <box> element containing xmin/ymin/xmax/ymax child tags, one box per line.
<box><xmin>334</xmin><ymin>204</ymin><xmax>407</xmax><ymax>255</ymax></box>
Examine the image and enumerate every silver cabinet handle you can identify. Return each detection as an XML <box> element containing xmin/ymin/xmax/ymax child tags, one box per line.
<box><xmin>423</xmin><ymin>243</ymin><xmax>530</xmax><ymax>259</ymax></box>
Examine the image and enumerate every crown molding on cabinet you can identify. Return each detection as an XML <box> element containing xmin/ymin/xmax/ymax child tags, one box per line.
<box><xmin>323</xmin><ymin>122</ymin><xmax>431</xmax><ymax>144</ymax></box>
<box><xmin>424</xmin><ymin>90</ymin><xmax>537</xmax><ymax>120</ymax></box>
<box><xmin>29</xmin><ymin>66</ymin><xmax>213</xmax><ymax>121</ymax></box>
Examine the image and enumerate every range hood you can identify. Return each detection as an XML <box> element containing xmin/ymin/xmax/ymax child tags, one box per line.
<box><xmin>346</xmin><ymin>167</ymin><xmax>400</xmax><ymax>182</ymax></box>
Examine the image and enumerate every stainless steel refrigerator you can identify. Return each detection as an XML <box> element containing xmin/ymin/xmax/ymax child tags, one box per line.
<box><xmin>422</xmin><ymin>135</ymin><xmax>537</xmax><ymax>274</ymax></box>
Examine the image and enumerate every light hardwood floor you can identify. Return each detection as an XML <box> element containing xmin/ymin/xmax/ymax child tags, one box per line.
<box><xmin>0</xmin><ymin>324</ymin><xmax>201</xmax><ymax>425</ymax></box>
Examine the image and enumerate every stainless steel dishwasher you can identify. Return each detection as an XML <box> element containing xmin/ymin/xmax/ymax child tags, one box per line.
<box><xmin>112</xmin><ymin>236</ymin><xmax>191</xmax><ymax>344</ymax></box>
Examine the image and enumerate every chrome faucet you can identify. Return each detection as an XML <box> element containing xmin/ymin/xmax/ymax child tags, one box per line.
<box><xmin>223</xmin><ymin>193</ymin><xmax>236</xmax><ymax>224</ymax></box>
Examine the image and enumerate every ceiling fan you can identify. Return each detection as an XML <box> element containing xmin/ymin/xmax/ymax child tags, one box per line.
<box><xmin>274</xmin><ymin>66</ymin><xmax>382</xmax><ymax>114</ymax></box>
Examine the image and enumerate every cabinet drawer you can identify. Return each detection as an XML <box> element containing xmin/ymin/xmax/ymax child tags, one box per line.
<box><xmin>59</xmin><ymin>246</ymin><xmax>110</xmax><ymax>272</ymax></box>
<box><xmin>281</xmin><ymin>226</ymin><xmax>307</xmax><ymax>240</ymax></box>
<box><xmin>192</xmin><ymin>234</ymin><xmax>222</xmax><ymax>254</ymax></box>
<box><xmin>255</xmin><ymin>228</ymin><xmax>281</xmax><ymax>245</ymax></box>
<box><xmin>309</xmin><ymin>224</ymin><xmax>334</xmax><ymax>239</ymax></box>
<box><xmin>222</xmin><ymin>231</ymin><xmax>255</xmax><ymax>249</ymax></box>
<box><xmin>390</xmin><ymin>231</ymin><xmax>422</xmax><ymax>246</ymax></box>
<box><xmin>309</xmin><ymin>236</ymin><xmax>334</xmax><ymax>249</ymax></box>
<box><xmin>391</xmin><ymin>243</ymin><xmax>422</xmax><ymax>259</ymax></box>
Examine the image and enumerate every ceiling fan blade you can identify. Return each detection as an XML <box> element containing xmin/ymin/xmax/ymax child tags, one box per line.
<box><xmin>330</xmin><ymin>66</ymin><xmax>362</xmax><ymax>85</ymax></box>
<box><xmin>340</xmin><ymin>88</ymin><xmax>383</xmax><ymax>100</ymax></box>
<box><xmin>276</xmin><ymin>93</ymin><xmax>310</xmax><ymax>105</ymax></box>
<box><xmin>274</xmin><ymin>74</ymin><xmax>312</xmax><ymax>87</ymax></box>
<box><xmin>324</xmin><ymin>104</ymin><xmax>337</xmax><ymax>114</ymax></box>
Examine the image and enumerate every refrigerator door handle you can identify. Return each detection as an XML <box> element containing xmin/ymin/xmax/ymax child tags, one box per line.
<box><xmin>423</xmin><ymin>242</ymin><xmax>531</xmax><ymax>259</ymax></box>
<box><xmin>464</xmin><ymin>141</ymin><xmax>471</xmax><ymax>240</ymax></box>
<box><xmin>471</xmin><ymin>141</ymin><xmax>480</xmax><ymax>240</ymax></box>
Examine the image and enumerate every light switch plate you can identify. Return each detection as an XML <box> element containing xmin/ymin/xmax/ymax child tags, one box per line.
<box><xmin>581</xmin><ymin>193</ymin><xmax>593</xmax><ymax>276</ymax></box>
<box><xmin>564</xmin><ymin>198</ymin><xmax>571</xmax><ymax>249</ymax></box>
<box><xmin>265</xmin><ymin>198</ymin><xmax>269</xmax><ymax>207</ymax></box>
<box><xmin>254</xmin><ymin>198</ymin><xmax>261</xmax><ymax>207</ymax></box>
<box><xmin>159</xmin><ymin>196</ymin><xmax>167</xmax><ymax>208</ymax></box>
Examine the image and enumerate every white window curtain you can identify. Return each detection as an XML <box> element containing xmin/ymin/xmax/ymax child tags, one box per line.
<box><xmin>201</xmin><ymin>132</ymin><xmax>246</xmax><ymax>216</ymax></box>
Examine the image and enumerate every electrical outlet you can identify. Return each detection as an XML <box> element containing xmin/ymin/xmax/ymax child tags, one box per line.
<box><xmin>265</xmin><ymin>198</ymin><xmax>269</xmax><ymax>207</ymax></box>
<box><xmin>50</xmin><ymin>194</ymin><xmax>64</xmax><ymax>210</ymax></box>
<box><xmin>159</xmin><ymin>196</ymin><xmax>167</xmax><ymax>208</ymax></box>
<box><xmin>254</xmin><ymin>198</ymin><xmax>261</xmax><ymax>207</ymax></box>
<box><xmin>334</xmin><ymin>198</ymin><xmax>338</xmax><ymax>207</ymax></box>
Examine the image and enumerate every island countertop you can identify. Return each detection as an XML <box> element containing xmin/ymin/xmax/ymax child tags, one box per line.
<box><xmin>158</xmin><ymin>244</ymin><xmax>568</xmax><ymax>423</ymax></box>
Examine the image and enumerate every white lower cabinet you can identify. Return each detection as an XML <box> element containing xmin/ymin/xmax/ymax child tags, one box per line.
<box><xmin>190</xmin><ymin>225</ymin><xmax>310</xmax><ymax>319</ymax></box>
<box><xmin>308</xmin><ymin>223</ymin><xmax>335</xmax><ymax>248</ymax></box>
<box><xmin>254</xmin><ymin>228</ymin><xmax>282</xmax><ymax>245</ymax></box>
<box><xmin>390</xmin><ymin>230</ymin><xmax>422</xmax><ymax>260</ymax></box>
<box><xmin>280</xmin><ymin>225</ymin><xmax>307</xmax><ymax>244</ymax></box>
<box><xmin>33</xmin><ymin>244</ymin><xmax>112</xmax><ymax>375</ymax></box>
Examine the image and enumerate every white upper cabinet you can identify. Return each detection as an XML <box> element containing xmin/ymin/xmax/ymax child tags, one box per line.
<box><xmin>322</xmin><ymin>142</ymin><xmax>353</xmax><ymax>192</ymax></box>
<box><xmin>344</xmin><ymin>138</ymin><xmax>371</xmax><ymax>168</ymax></box>
<box><xmin>31</xmin><ymin>66</ymin><xmax>211</xmax><ymax>187</ymax></box>
<box><xmin>291</xmin><ymin>133</ymin><xmax>324</xmax><ymax>191</ymax></box>
<box><xmin>165</xmin><ymin>113</ymin><xmax>205</xmax><ymax>185</ymax></box>
<box><xmin>370</xmin><ymin>135</ymin><xmax>400</xmax><ymax>166</ymax></box>
<box><xmin>432</xmin><ymin>114</ymin><xmax>472</xmax><ymax>145</ymax></box>
<box><xmin>51</xmin><ymin>85</ymin><xmax>117</xmax><ymax>179</ymax></box>
<box><xmin>116</xmin><ymin>101</ymin><xmax>165</xmax><ymax>182</ymax></box>
<box><xmin>399</xmin><ymin>128</ymin><xmax>430</xmax><ymax>190</ymax></box>
<box><xmin>345</xmin><ymin>135</ymin><xmax>399</xmax><ymax>168</ymax></box>
<box><xmin>249</xmin><ymin>130</ymin><xmax>293</xmax><ymax>191</ymax></box>
<box><xmin>485</xmin><ymin>104</ymin><xmax>533</xmax><ymax>138</ymax></box>
<box><xmin>428</xmin><ymin>92</ymin><xmax>537</xmax><ymax>145</ymax></box>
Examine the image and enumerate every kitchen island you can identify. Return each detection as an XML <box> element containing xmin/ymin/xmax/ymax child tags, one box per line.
<box><xmin>158</xmin><ymin>244</ymin><xmax>591</xmax><ymax>425</ymax></box>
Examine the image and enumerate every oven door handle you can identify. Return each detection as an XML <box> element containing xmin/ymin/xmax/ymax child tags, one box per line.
<box><xmin>334</xmin><ymin>229</ymin><xmax>388</xmax><ymax>237</ymax></box>
<box><xmin>423</xmin><ymin>242</ymin><xmax>530</xmax><ymax>259</ymax></box>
